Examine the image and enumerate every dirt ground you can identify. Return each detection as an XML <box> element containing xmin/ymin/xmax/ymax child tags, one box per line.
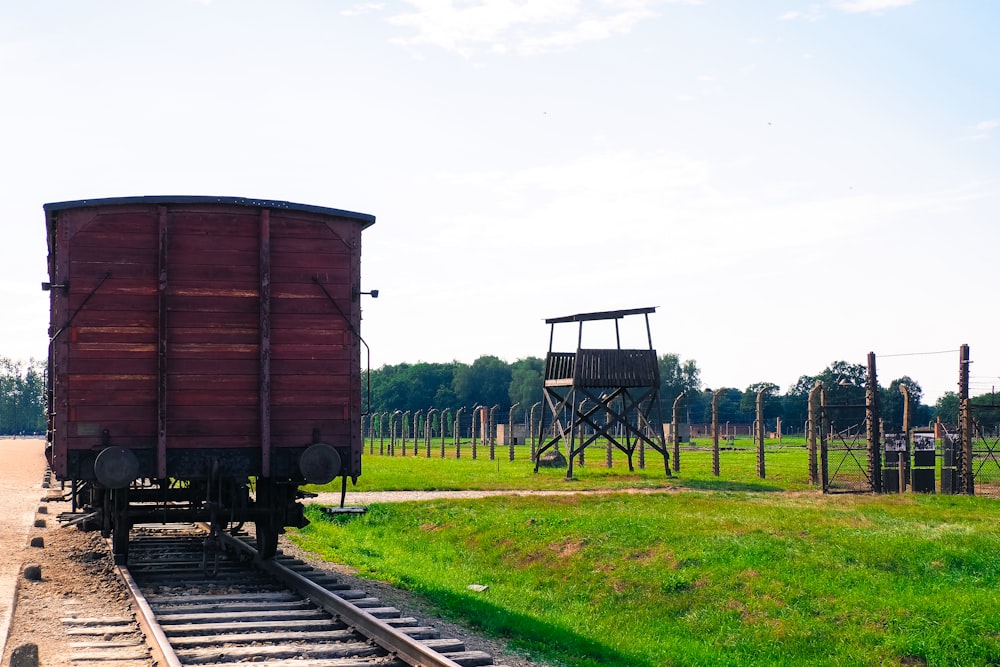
<box><xmin>0</xmin><ymin>437</ymin><xmax>49</xmax><ymax>661</ymax></box>
<box><xmin>1</xmin><ymin>437</ymin><xmax>134</xmax><ymax>667</ymax></box>
<box><xmin>0</xmin><ymin>440</ymin><xmax>543</xmax><ymax>667</ymax></box>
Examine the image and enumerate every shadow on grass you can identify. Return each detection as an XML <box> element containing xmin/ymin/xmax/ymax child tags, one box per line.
<box><xmin>416</xmin><ymin>585</ymin><xmax>656</xmax><ymax>667</ymax></box>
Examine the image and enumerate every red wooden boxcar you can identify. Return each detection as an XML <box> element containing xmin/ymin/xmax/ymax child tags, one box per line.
<box><xmin>44</xmin><ymin>196</ymin><xmax>375</xmax><ymax>560</ymax></box>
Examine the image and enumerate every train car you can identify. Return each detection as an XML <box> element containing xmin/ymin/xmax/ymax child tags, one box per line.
<box><xmin>44</xmin><ymin>196</ymin><xmax>375</xmax><ymax>562</ymax></box>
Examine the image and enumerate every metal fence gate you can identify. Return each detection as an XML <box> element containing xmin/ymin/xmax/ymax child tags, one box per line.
<box><xmin>971</xmin><ymin>424</ymin><xmax>1000</xmax><ymax>496</ymax></box>
<box><xmin>821</xmin><ymin>416</ymin><xmax>875</xmax><ymax>493</ymax></box>
<box><xmin>819</xmin><ymin>352</ymin><xmax>881</xmax><ymax>494</ymax></box>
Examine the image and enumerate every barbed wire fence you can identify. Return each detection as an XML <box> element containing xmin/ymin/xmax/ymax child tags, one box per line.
<box><xmin>360</xmin><ymin>400</ymin><xmax>816</xmax><ymax>486</ymax></box>
<box><xmin>357</xmin><ymin>346</ymin><xmax>1000</xmax><ymax>495</ymax></box>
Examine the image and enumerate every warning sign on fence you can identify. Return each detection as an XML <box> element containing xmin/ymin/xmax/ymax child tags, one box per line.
<box><xmin>884</xmin><ymin>434</ymin><xmax>907</xmax><ymax>452</ymax></box>
<box><xmin>912</xmin><ymin>433</ymin><xmax>935</xmax><ymax>451</ymax></box>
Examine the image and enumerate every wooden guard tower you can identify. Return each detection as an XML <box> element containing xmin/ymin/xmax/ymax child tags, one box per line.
<box><xmin>534</xmin><ymin>307</ymin><xmax>671</xmax><ymax>478</ymax></box>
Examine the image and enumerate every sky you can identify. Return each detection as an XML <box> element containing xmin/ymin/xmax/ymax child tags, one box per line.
<box><xmin>1</xmin><ymin>0</ymin><xmax>997</xmax><ymax>405</ymax></box>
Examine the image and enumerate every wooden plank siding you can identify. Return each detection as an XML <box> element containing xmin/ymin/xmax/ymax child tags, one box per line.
<box><xmin>545</xmin><ymin>349</ymin><xmax>659</xmax><ymax>388</ymax></box>
<box><xmin>46</xmin><ymin>197</ymin><xmax>368</xmax><ymax>479</ymax></box>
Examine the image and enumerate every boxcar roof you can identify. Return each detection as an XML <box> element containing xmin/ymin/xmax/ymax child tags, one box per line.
<box><xmin>43</xmin><ymin>195</ymin><xmax>375</xmax><ymax>228</ymax></box>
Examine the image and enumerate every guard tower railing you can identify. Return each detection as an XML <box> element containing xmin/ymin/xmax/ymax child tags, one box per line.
<box><xmin>544</xmin><ymin>349</ymin><xmax>660</xmax><ymax>388</ymax></box>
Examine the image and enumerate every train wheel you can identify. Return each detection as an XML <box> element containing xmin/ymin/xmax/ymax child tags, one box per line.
<box><xmin>254</xmin><ymin>479</ymin><xmax>281</xmax><ymax>559</ymax></box>
<box><xmin>110</xmin><ymin>488</ymin><xmax>130</xmax><ymax>564</ymax></box>
<box><xmin>255</xmin><ymin>515</ymin><xmax>280</xmax><ymax>559</ymax></box>
<box><xmin>100</xmin><ymin>490</ymin><xmax>112</xmax><ymax>538</ymax></box>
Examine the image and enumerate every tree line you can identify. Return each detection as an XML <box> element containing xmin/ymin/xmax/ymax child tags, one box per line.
<box><xmin>0</xmin><ymin>353</ymin><xmax>984</xmax><ymax>436</ymax></box>
<box><xmin>364</xmin><ymin>355</ymin><xmax>970</xmax><ymax>432</ymax></box>
<box><xmin>0</xmin><ymin>357</ymin><xmax>46</xmax><ymax>435</ymax></box>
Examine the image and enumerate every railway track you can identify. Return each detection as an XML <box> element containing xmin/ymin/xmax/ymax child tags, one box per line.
<box><xmin>114</xmin><ymin>525</ymin><xmax>513</xmax><ymax>666</ymax></box>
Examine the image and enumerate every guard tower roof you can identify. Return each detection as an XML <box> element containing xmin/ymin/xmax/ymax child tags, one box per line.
<box><xmin>544</xmin><ymin>307</ymin><xmax>656</xmax><ymax>324</ymax></box>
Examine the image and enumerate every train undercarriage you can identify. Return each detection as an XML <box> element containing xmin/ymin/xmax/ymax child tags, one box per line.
<box><xmin>57</xmin><ymin>443</ymin><xmax>350</xmax><ymax>564</ymax></box>
<box><xmin>68</xmin><ymin>477</ymin><xmax>315</xmax><ymax>563</ymax></box>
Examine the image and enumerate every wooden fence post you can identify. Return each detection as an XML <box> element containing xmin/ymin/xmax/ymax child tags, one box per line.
<box><xmin>820</xmin><ymin>389</ymin><xmax>829</xmax><ymax>491</ymax></box>
<box><xmin>454</xmin><ymin>407</ymin><xmax>464</xmax><ymax>459</ymax></box>
<box><xmin>866</xmin><ymin>352</ymin><xmax>882</xmax><ymax>493</ymax></box>
<box><xmin>529</xmin><ymin>401</ymin><xmax>541</xmax><ymax>461</ymax></box>
<box><xmin>490</xmin><ymin>404</ymin><xmax>499</xmax><ymax>461</ymax></box>
<box><xmin>440</xmin><ymin>408</ymin><xmax>450</xmax><ymax>458</ymax></box>
<box><xmin>959</xmin><ymin>344</ymin><xmax>973</xmax><ymax>494</ymax></box>
<box><xmin>808</xmin><ymin>382</ymin><xmax>822</xmax><ymax>485</ymax></box>
<box><xmin>402</xmin><ymin>411</ymin><xmax>410</xmax><ymax>457</ymax></box>
<box><xmin>508</xmin><ymin>403</ymin><xmax>519</xmax><ymax>461</ymax></box>
<box><xmin>712</xmin><ymin>388</ymin><xmax>725</xmax><ymax>477</ymax></box>
<box><xmin>426</xmin><ymin>409</ymin><xmax>436</xmax><ymax>458</ymax></box>
<box><xmin>756</xmin><ymin>389</ymin><xmax>766</xmax><ymax>479</ymax></box>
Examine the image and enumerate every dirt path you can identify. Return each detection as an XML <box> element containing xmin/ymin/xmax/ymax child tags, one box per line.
<box><xmin>320</xmin><ymin>488</ymin><xmax>589</xmax><ymax>505</ymax></box>
<box><xmin>315</xmin><ymin>485</ymin><xmax>680</xmax><ymax>507</ymax></box>
<box><xmin>0</xmin><ymin>437</ymin><xmax>47</xmax><ymax>660</ymax></box>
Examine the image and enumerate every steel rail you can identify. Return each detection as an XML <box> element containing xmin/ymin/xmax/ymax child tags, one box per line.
<box><xmin>114</xmin><ymin>557</ymin><xmax>183</xmax><ymax>667</ymax></box>
<box><xmin>219</xmin><ymin>531</ymin><xmax>464</xmax><ymax>667</ymax></box>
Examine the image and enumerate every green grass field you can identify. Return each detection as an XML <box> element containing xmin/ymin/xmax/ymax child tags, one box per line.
<box><xmin>321</xmin><ymin>436</ymin><xmax>816</xmax><ymax>492</ymax></box>
<box><xmin>290</xmin><ymin>443</ymin><xmax>1000</xmax><ymax>667</ymax></box>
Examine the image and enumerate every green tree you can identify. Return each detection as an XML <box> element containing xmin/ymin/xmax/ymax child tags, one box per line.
<box><xmin>453</xmin><ymin>355</ymin><xmax>513</xmax><ymax>411</ymax></box>
<box><xmin>0</xmin><ymin>357</ymin><xmax>46</xmax><ymax>435</ymax></box>
<box><xmin>508</xmin><ymin>357</ymin><xmax>543</xmax><ymax>413</ymax></box>
<box><xmin>739</xmin><ymin>382</ymin><xmax>780</xmax><ymax>425</ymax></box>
<box><xmin>934</xmin><ymin>392</ymin><xmax>960</xmax><ymax>425</ymax></box>
<box><xmin>786</xmin><ymin>361</ymin><xmax>867</xmax><ymax>427</ymax></box>
<box><xmin>706</xmin><ymin>388</ymin><xmax>745</xmax><ymax>424</ymax></box>
<box><xmin>365</xmin><ymin>361</ymin><xmax>461</xmax><ymax>414</ymax></box>
<box><xmin>658</xmin><ymin>354</ymin><xmax>701</xmax><ymax>409</ymax></box>
<box><xmin>432</xmin><ymin>384</ymin><xmax>459</xmax><ymax>410</ymax></box>
<box><xmin>792</xmin><ymin>361</ymin><xmax>867</xmax><ymax>401</ymax></box>
<box><xmin>683</xmin><ymin>389</ymin><xmax>708</xmax><ymax>425</ymax></box>
<box><xmin>781</xmin><ymin>389</ymin><xmax>810</xmax><ymax>430</ymax></box>
<box><xmin>359</xmin><ymin>353</ymin><xmax>944</xmax><ymax>438</ymax></box>
<box><xmin>970</xmin><ymin>392</ymin><xmax>1000</xmax><ymax>433</ymax></box>
<box><xmin>881</xmin><ymin>376</ymin><xmax>923</xmax><ymax>431</ymax></box>
<box><xmin>689</xmin><ymin>387</ymin><xmax>743</xmax><ymax>425</ymax></box>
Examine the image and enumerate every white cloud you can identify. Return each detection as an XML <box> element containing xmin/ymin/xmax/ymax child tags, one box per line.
<box><xmin>388</xmin><ymin>0</ymin><xmax>697</xmax><ymax>57</ymax></box>
<box><xmin>388</xmin><ymin>0</ymin><xmax>579</xmax><ymax>57</ymax></box>
<box><xmin>779</xmin><ymin>5</ymin><xmax>825</xmax><ymax>21</ymax></box>
<box><xmin>517</xmin><ymin>9</ymin><xmax>654</xmax><ymax>55</ymax></box>
<box><xmin>963</xmin><ymin>118</ymin><xmax>999</xmax><ymax>141</ymax></box>
<box><xmin>341</xmin><ymin>3</ymin><xmax>386</xmax><ymax>17</ymax></box>
<box><xmin>830</xmin><ymin>0</ymin><xmax>916</xmax><ymax>15</ymax></box>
